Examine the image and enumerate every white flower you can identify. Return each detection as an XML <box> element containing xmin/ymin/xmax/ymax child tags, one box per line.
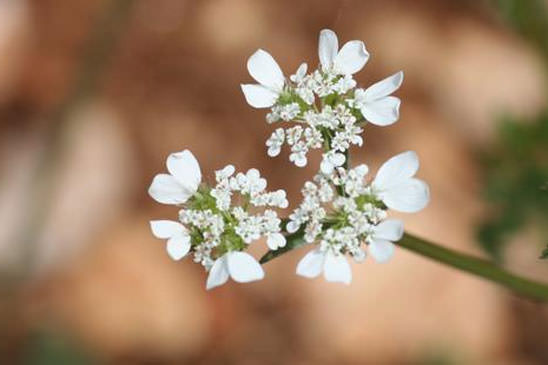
<box><xmin>290</xmin><ymin>62</ymin><xmax>308</xmax><ymax>83</ymax></box>
<box><xmin>296</xmin><ymin>248</ymin><xmax>352</xmax><ymax>284</ymax></box>
<box><xmin>318</xmin><ymin>29</ymin><xmax>369</xmax><ymax>75</ymax></box>
<box><xmin>366</xmin><ymin>219</ymin><xmax>404</xmax><ymax>263</ymax></box>
<box><xmin>150</xmin><ymin>220</ymin><xmax>191</xmax><ymax>260</ymax></box>
<box><xmin>148</xmin><ymin>150</ymin><xmax>201</xmax><ymax>205</ymax></box>
<box><xmin>289</xmin><ymin>141</ymin><xmax>308</xmax><ymax>167</ymax></box>
<box><xmin>206</xmin><ymin>251</ymin><xmax>265</xmax><ymax>290</ymax></box>
<box><xmin>267</xmin><ymin>232</ymin><xmax>286</xmax><ymax>250</ymax></box>
<box><xmin>353</xmin><ymin>71</ymin><xmax>404</xmax><ymax>126</ymax></box>
<box><xmin>241</xmin><ymin>49</ymin><xmax>285</xmax><ymax>108</ymax></box>
<box><xmin>278</xmin><ymin>103</ymin><xmax>300</xmax><ymax>121</ymax></box>
<box><xmin>320</xmin><ymin>151</ymin><xmax>346</xmax><ymax>175</ymax></box>
<box><xmin>372</xmin><ymin>151</ymin><xmax>430</xmax><ymax>213</ymax></box>
<box><xmin>215</xmin><ymin>164</ymin><xmax>235</xmax><ymax>181</ymax></box>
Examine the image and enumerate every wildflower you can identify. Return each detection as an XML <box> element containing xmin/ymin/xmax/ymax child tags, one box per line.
<box><xmin>318</xmin><ymin>29</ymin><xmax>369</xmax><ymax>76</ymax></box>
<box><xmin>291</xmin><ymin>151</ymin><xmax>429</xmax><ymax>284</ymax></box>
<box><xmin>370</xmin><ymin>150</ymin><xmax>430</xmax><ymax>212</ymax></box>
<box><xmin>207</xmin><ymin>251</ymin><xmax>265</xmax><ymax>290</ymax></box>
<box><xmin>148</xmin><ymin>150</ymin><xmax>201</xmax><ymax>205</ymax></box>
<box><xmin>351</xmin><ymin>71</ymin><xmax>404</xmax><ymax>126</ymax></box>
<box><xmin>241</xmin><ymin>49</ymin><xmax>285</xmax><ymax>108</ymax></box>
<box><xmin>241</xmin><ymin>29</ymin><xmax>404</xmax><ymax>169</ymax></box>
<box><xmin>365</xmin><ymin>219</ymin><xmax>404</xmax><ymax>263</ymax></box>
<box><xmin>320</xmin><ymin>150</ymin><xmax>346</xmax><ymax>175</ymax></box>
<box><xmin>150</xmin><ymin>220</ymin><xmax>191</xmax><ymax>260</ymax></box>
<box><xmin>148</xmin><ymin>150</ymin><xmax>287</xmax><ymax>289</ymax></box>
<box><xmin>296</xmin><ymin>247</ymin><xmax>352</xmax><ymax>284</ymax></box>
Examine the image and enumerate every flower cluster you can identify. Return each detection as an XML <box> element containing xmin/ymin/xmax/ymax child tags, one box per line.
<box><xmin>242</xmin><ymin>29</ymin><xmax>430</xmax><ymax>285</ymax></box>
<box><xmin>148</xmin><ymin>150</ymin><xmax>287</xmax><ymax>289</ymax></box>
<box><xmin>148</xmin><ymin>28</ymin><xmax>430</xmax><ymax>290</ymax></box>
<box><xmin>290</xmin><ymin>151</ymin><xmax>429</xmax><ymax>284</ymax></box>
<box><xmin>241</xmin><ymin>29</ymin><xmax>403</xmax><ymax>172</ymax></box>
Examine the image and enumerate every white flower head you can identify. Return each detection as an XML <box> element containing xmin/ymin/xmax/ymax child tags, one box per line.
<box><xmin>320</xmin><ymin>150</ymin><xmax>346</xmax><ymax>175</ymax></box>
<box><xmin>149</xmin><ymin>150</ymin><xmax>287</xmax><ymax>290</ymax></box>
<box><xmin>241</xmin><ymin>49</ymin><xmax>285</xmax><ymax>108</ymax></box>
<box><xmin>290</xmin><ymin>151</ymin><xmax>427</xmax><ymax>285</ymax></box>
<box><xmin>318</xmin><ymin>29</ymin><xmax>369</xmax><ymax>75</ymax></box>
<box><xmin>148</xmin><ymin>150</ymin><xmax>201</xmax><ymax>205</ymax></box>
<box><xmin>372</xmin><ymin>151</ymin><xmax>430</xmax><ymax>213</ymax></box>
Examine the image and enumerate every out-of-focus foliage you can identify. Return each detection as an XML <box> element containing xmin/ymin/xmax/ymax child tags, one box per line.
<box><xmin>495</xmin><ymin>0</ymin><xmax>548</xmax><ymax>58</ymax></box>
<box><xmin>478</xmin><ymin>0</ymin><xmax>548</xmax><ymax>260</ymax></box>
<box><xmin>541</xmin><ymin>244</ymin><xmax>548</xmax><ymax>259</ymax></box>
<box><xmin>23</xmin><ymin>330</ymin><xmax>96</xmax><ymax>365</ymax></box>
<box><xmin>478</xmin><ymin>114</ymin><xmax>548</xmax><ymax>260</ymax></box>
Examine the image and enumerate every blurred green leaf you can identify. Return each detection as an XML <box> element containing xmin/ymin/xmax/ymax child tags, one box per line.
<box><xmin>495</xmin><ymin>0</ymin><xmax>548</xmax><ymax>58</ymax></box>
<box><xmin>540</xmin><ymin>244</ymin><xmax>548</xmax><ymax>259</ymax></box>
<box><xmin>477</xmin><ymin>113</ymin><xmax>548</xmax><ymax>261</ymax></box>
<box><xmin>24</xmin><ymin>329</ymin><xmax>96</xmax><ymax>365</ymax></box>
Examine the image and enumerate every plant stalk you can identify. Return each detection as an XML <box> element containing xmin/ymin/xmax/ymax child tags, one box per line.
<box><xmin>261</xmin><ymin>230</ymin><xmax>548</xmax><ymax>301</ymax></box>
<box><xmin>398</xmin><ymin>233</ymin><xmax>548</xmax><ymax>301</ymax></box>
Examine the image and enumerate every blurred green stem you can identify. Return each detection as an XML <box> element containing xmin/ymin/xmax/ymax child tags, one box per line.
<box><xmin>399</xmin><ymin>234</ymin><xmax>548</xmax><ymax>301</ymax></box>
<box><xmin>261</xmin><ymin>231</ymin><xmax>548</xmax><ymax>301</ymax></box>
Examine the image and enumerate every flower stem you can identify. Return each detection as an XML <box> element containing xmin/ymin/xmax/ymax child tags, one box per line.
<box><xmin>260</xmin><ymin>230</ymin><xmax>548</xmax><ymax>301</ymax></box>
<box><xmin>398</xmin><ymin>233</ymin><xmax>548</xmax><ymax>301</ymax></box>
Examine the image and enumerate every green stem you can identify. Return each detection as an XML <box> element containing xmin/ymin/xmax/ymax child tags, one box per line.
<box><xmin>399</xmin><ymin>233</ymin><xmax>548</xmax><ymax>301</ymax></box>
<box><xmin>260</xmin><ymin>228</ymin><xmax>548</xmax><ymax>301</ymax></box>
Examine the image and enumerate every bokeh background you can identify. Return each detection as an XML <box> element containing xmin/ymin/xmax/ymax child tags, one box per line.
<box><xmin>1</xmin><ymin>0</ymin><xmax>548</xmax><ymax>363</ymax></box>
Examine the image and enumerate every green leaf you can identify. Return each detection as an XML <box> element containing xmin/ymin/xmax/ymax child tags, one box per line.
<box><xmin>540</xmin><ymin>244</ymin><xmax>548</xmax><ymax>260</ymax></box>
<box><xmin>477</xmin><ymin>113</ymin><xmax>548</xmax><ymax>260</ymax></box>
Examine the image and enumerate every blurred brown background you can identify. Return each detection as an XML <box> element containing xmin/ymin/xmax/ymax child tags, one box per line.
<box><xmin>1</xmin><ymin>0</ymin><xmax>548</xmax><ymax>363</ymax></box>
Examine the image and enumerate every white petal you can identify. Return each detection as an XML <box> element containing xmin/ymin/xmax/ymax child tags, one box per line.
<box><xmin>166</xmin><ymin>234</ymin><xmax>191</xmax><ymax>260</ymax></box>
<box><xmin>148</xmin><ymin>174</ymin><xmax>191</xmax><ymax>205</ymax></box>
<box><xmin>381</xmin><ymin>178</ymin><xmax>430</xmax><ymax>213</ymax></box>
<box><xmin>241</xmin><ymin>84</ymin><xmax>279</xmax><ymax>108</ymax></box>
<box><xmin>226</xmin><ymin>252</ymin><xmax>265</xmax><ymax>283</ymax></box>
<box><xmin>323</xmin><ymin>251</ymin><xmax>352</xmax><ymax>284</ymax></box>
<box><xmin>318</xmin><ymin>29</ymin><xmax>338</xmax><ymax>70</ymax></box>
<box><xmin>296</xmin><ymin>249</ymin><xmax>325</xmax><ymax>278</ymax></box>
<box><xmin>360</xmin><ymin>96</ymin><xmax>401</xmax><ymax>126</ymax></box>
<box><xmin>373</xmin><ymin>219</ymin><xmax>404</xmax><ymax>241</ymax></box>
<box><xmin>364</xmin><ymin>71</ymin><xmax>404</xmax><ymax>100</ymax></box>
<box><xmin>150</xmin><ymin>220</ymin><xmax>185</xmax><ymax>239</ymax></box>
<box><xmin>291</xmin><ymin>62</ymin><xmax>308</xmax><ymax>82</ymax></box>
<box><xmin>296</xmin><ymin>62</ymin><xmax>307</xmax><ymax>78</ymax></box>
<box><xmin>334</xmin><ymin>40</ymin><xmax>369</xmax><ymax>75</ymax></box>
<box><xmin>373</xmin><ymin>151</ymin><xmax>419</xmax><ymax>191</ymax></box>
<box><xmin>206</xmin><ymin>256</ymin><xmax>230</xmax><ymax>290</ymax></box>
<box><xmin>218</xmin><ymin>164</ymin><xmax>235</xmax><ymax>178</ymax></box>
<box><xmin>330</xmin><ymin>152</ymin><xmax>346</xmax><ymax>166</ymax></box>
<box><xmin>320</xmin><ymin>158</ymin><xmax>334</xmax><ymax>175</ymax></box>
<box><xmin>294</xmin><ymin>155</ymin><xmax>307</xmax><ymax>167</ymax></box>
<box><xmin>286</xmin><ymin>221</ymin><xmax>300</xmax><ymax>233</ymax></box>
<box><xmin>267</xmin><ymin>146</ymin><xmax>281</xmax><ymax>157</ymax></box>
<box><xmin>369</xmin><ymin>239</ymin><xmax>395</xmax><ymax>263</ymax></box>
<box><xmin>267</xmin><ymin>233</ymin><xmax>286</xmax><ymax>250</ymax></box>
<box><xmin>247</xmin><ymin>49</ymin><xmax>284</xmax><ymax>91</ymax></box>
<box><xmin>354</xmin><ymin>164</ymin><xmax>369</xmax><ymax>176</ymax></box>
<box><xmin>166</xmin><ymin>150</ymin><xmax>201</xmax><ymax>196</ymax></box>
